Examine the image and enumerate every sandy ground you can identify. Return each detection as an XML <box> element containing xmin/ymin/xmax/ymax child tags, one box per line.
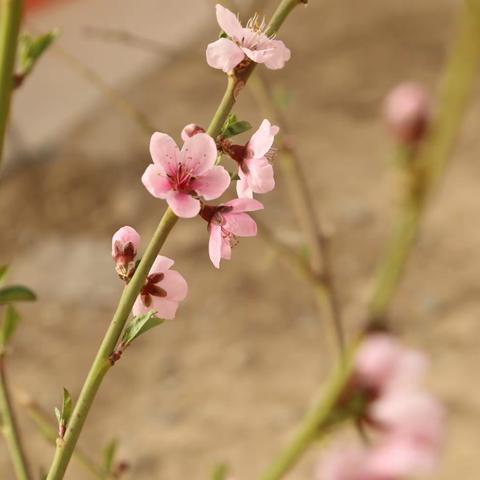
<box><xmin>1</xmin><ymin>0</ymin><xmax>480</xmax><ymax>478</ymax></box>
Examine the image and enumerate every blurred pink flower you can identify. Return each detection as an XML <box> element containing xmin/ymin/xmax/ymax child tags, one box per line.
<box><xmin>111</xmin><ymin>226</ymin><xmax>140</xmax><ymax>280</ymax></box>
<box><xmin>142</xmin><ymin>131</ymin><xmax>230</xmax><ymax>218</ymax></box>
<box><xmin>206</xmin><ymin>4</ymin><xmax>291</xmax><ymax>73</ymax></box>
<box><xmin>133</xmin><ymin>256</ymin><xmax>188</xmax><ymax>320</ymax></box>
<box><xmin>383</xmin><ymin>82</ymin><xmax>431</xmax><ymax>145</ymax></box>
<box><xmin>228</xmin><ymin>119</ymin><xmax>279</xmax><ymax>198</ymax></box>
<box><xmin>181</xmin><ymin>123</ymin><xmax>205</xmax><ymax>141</ymax></box>
<box><xmin>202</xmin><ymin>198</ymin><xmax>263</xmax><ymax>268</ymax></box>
<box><xmin>354</xmin><ymin>334</ymin><xmax>427</xmax><ymax>395</ymax></box>
<box><xmin>316</xmin><ymin>446</ymin><xmax>373</xmax><ymax>480</ymax></box>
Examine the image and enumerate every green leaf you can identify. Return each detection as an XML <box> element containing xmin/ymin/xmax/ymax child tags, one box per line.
<box><xmin>61</xmin><ymin>388</ymin><xmax>73</xmax><ymax>427</ymax></box>
<box><xmin>218</xmin><ymin>30</ymin><xmax>228</xmax><ymax>39</ymax></box>
<box><xmin>223</xmin><ymin>120</ymin><xmax>252</xmax><ymax>139</ymax></box>
<box><xmin>121</xmin><ymin>311</ymin><xmax>164</xmax><ymax>348</ymax></box>
<box><xmin>54</xmin><ymin>407</ymin><xmax>62</xmax><ymax>425</ymax></box>
<box><xmin>0</xmin><ymin>305</ymin><xmax>20</xmax><ymax>347</ymax></box>
<box><xmin>102</xmin><ymin>438</ymin><xmax>118</xmax><ymax>474</ymax></box>
<box><xmin>18</xmin><ymin>30</ymin><xmax>59</xmax><ymax>77</ymax></box>
<box><xmin>0</xmin><ymin>265</ymin><xmax>9</xmax><ymax>285</ymax></box>
<box><xmin>211</xmin><ymin>463</ymin><xmax>229</xmax><ymax>480</ymax></box>
<box><xmin>0</xmin><ymin>285</ymin><xmax>36</xmax><ymax>304</ymax></box>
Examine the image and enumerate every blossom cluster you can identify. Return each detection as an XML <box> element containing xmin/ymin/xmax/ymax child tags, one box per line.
<box><xmin>110</xmin><ymin>4</ymin><xmax>289</xmax><ymax>321</ymax></box>
<box><xmin>317</xmin><ymin>334</ymin><xmax>445</xmax><ymax>480</ymax></box>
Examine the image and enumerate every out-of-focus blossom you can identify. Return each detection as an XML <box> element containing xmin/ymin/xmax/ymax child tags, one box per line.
<box><xmin>181</xmin><ymin>123</ymin><xmax>205</xmax><ymax>142</ymax></box>
<box><xmin>201</xmin><ymin>198</ymin><xmax>263</xmax><ymax>268</ymax></box>
<box><xmin>142</xmin><ymin>131</ymin><xmax>230</xmax><ymax>218</ymax></box>
<box><xmin>111</xmin><ymin>226</ymin><xmax>140</xmax><ymax>280</ymax></box>
<box><xmin>206</xmin><ymin>4</ymin><xmax>291</xmax><ymax>73</ymax></box>
<box><xmin>133</xmin><ymin>256</ymin><xmax>188</xmax><ymax>320</ymax></box>
<box><xmin>384</xmin><ymin>82</ymin><xmax>431</xmax><ymax>145</ymax></box>
<box><xmin>225</xmin><ymin>119</ymin><xmax>279</xmax><ymax>198</ymax></box>
<box><xmin>316</xmin><ymin>446</ymin><xmax>372</xmax><ymax>480</ymax></box>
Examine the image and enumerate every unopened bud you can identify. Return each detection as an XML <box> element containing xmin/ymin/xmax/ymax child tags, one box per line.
<box><xmin>383</xmin><ymin>82</ymin><xmax>431</xmax><ymax>145</ymax></box>
<box><xmin>111</xmin><ymin>226</ymin><xmax>140</xmax><ymax>281</ymax></box>
<box><xmin>181</xmin><ymin>123</ymin><xmax>205</xmax><ymax>142</ymax></box>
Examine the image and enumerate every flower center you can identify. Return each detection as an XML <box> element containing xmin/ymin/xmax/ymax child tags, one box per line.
<box><xmin>140</xmin><ymin>272</ymin><xmax>167</xmax><ymax>308</ymax></box>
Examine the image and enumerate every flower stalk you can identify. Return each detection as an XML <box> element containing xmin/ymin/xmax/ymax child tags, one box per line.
<box><xmin>0</xmin><ymin>354</ymin><xmax>32</xmax><ymax>480</ymax></box>
<box><xmin>45</xmin><ymin>2</ymin><xmax>306</xmax><ymax>479</ymax></box>
<box><xmin>0</xmin><ymin>0</ymin><xmax>23</xmax><ymax>173</ymax></box>
<box><xmin>366</xmin><ymin>0</ymin><xmax>480</xmax><ymax>327</ymax></box>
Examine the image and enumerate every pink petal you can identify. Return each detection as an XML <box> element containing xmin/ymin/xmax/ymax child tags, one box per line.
<box><xmin>150</xmin><ymin>255</ymin><xmax>175</xmax><ymax>274</ymax></box>
<box><xmin>111</xmin><ymin>226</ymin><xmax>140</xmax><ymax>257</ymax></box>
<box><xmin>208</xmin><ymin>224</ymin><xmax>223</xmax><ymax>268</ymax></box>
<box><xmin>149</xmin><ymin>132</ymin><xmax>180</xmax><ymax>173</ymax></box>
<box><xmin>180</xmin><ymin>132</ymin><xmax>218</xmax><ymax>175</ymax></box>
<box><xmin>132</xmin><ymin>296</ymin><xmax>148</xmax><ymax>317</ymax></box>
<box><xmin>142</xmin><ymin>164</ymin><xmax>172</xmax><ymax>199</ymax></box>
<box><xmin>149</xmin><ymin>297</ymin><xmax>180</xmax><ymax>320</ymax></box>
<box><xmin>215</xmin><ymin>4</ymin><xmax>243</xmax><ymax>40</ymax></box>
<box><xmin>264</xmin><ymin>39</ymin><xmax>291</xmax><ymax>70</ymax></box>
<box><xmin>162</xmin><ymin>270</ymin><xmax>188</xmax><ymax>302</ymax></box>
<box><xmin>224</xmin><ymin>212</ymin><xmax>257</xmax><ymax>237</ymax></box>
<box><xmin>236</xmin><ymin>171</ymin><xmax>253</xmax><ymax>198</ymax></box>
<box><xmin>220</xmin><ymin>237</ymin><xmax>231</xmax><ymax>261</ymax></box>
<box><xmin>248</xmin><ymin>119</ymin><xmax>279</xmax><ymax>158</ymax></box>
<box><xmin>181</xmin><ymin>123</ymin><xmax>205</xmax><ymax>142</ymax></box>
<box><xmin>192</xmin><ymin>165</ymin><xmax>231</xmax><ymax>200</ymax></box>
<box><xmin>225</xmin><ymin>197</ymin><xmax>264</xmax><ymax>213</ymax></box>
<box><xmin>244</xmin><ymin>156</ymin><xmax>275</xmax><ymax>194</ymax></box>
<box><xmin>316</xmin><ymin>445</ymin><xmax>372</xmax><ymax>480</ymax></box>
<box><xmin>241</xmin><ymin>45</ymin><xmax>274</xmax><ymax>64</ymax></box>
<box><xmin>206</xmin><ymin>38</ymin><xmax>245</xmax><ymax>73</ymax></box>
<box><xmin>166</xmin><ymin>191</ymin><xmax>201</xmax><ymax>218</ymax></box>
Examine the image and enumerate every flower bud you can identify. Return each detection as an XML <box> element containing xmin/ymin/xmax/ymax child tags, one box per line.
<box><xmin>112</xmin><ymin>226</ymin><xmax>140</xmax><ymax>281</ymax></box>
<box><xmin>383</xmin><ymin>82</ymin><xmax>431</xmax><ymax>145</ymax></box>
<box><xmin>181</xmin><ymin>123</ymin><xmax>205</xmax><ymax>142</ymax></box>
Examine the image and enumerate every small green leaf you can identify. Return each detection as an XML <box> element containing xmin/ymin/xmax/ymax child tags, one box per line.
<box><xmin>229</xmin><ymin>171</ymin><xmax>240</xmax><ymax>181</ymax></box>
<box><xmin>61</xmin><ymin>388</ymin><xmax>73</xmax><ymax>426</ymax></box>
<box><xmin>218</xmin><ymin>30</ymin><xmax>228</xmax><ymax>39</ymax></box>
<box><xmin>0</xmin><ymin>304</ymin><xmax>21</xmax><ymax>347</ymax></box>
<box><xmin>0</xmin><ymin>265</ymin><xmax>9</xmax><ymax>285</ymax></box>
<box><xmin>121</xmin><ymin>311</ymin><xmax>164</xmax><ymax>348</ymax></box>
<box><xmin>211</xmin><ymin>463</ymin><xmax>229</xmax><ymax>480</ymax></box>
<box><xmin>223</xmin><ymin>120</ymin><xmax>252</xmax><ymax>139</ymax></box>
<box><xmin>102</xmin><ymin>438</ymin><xmax>118</xmax><ymax>474</ymax></box>
<box><xmin>0</xmin><ymin>285</ymin><xmax>36</xmax><ymax>304</ymax></box>
<box><xmin>54</xmin><ymin>407</ymin><xmax>62</xmax><ymax>425</ymax></box>
<box><xmin>18</xmin><ymin>30</ymin><xmax>59</xmax><ymax>77</ymax></box>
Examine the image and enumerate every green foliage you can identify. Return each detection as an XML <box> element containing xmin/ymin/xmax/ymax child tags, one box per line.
<box><xmin>221</xmin><ymin>113</ymin><xmax>252</xmax><ymax>139</ymax></box>
<box><xmin>121</xmin><ymin>311</ymin><xmax>164</xmax><ymax>348</ymax></box>
<box><xmin>18</xmin><ymin>30</ymin><xmax>59</xmax><ymax>78</ymax></box>
<box><xmin>0</xmin><ymin>304</ymin><xmax>20</xmax><ymax>348</ymax></box>
<box><xmin>0</xmin><ymin>285</ymin><xmax>36</xmax><ymax>304</ymax></box>
<box><xmin>55</xmin><ymin>388</ymin><xmax>73</xmax><ymax>437</ymax></box>
<box><xmin>102</xmin><ymin>438</ymin><xmax>118</xmax><ymax>475</ymax></box>
<box><xmin>0</xmin><ymin>265</ymin><xmax>9</xmax><ymax>285</ymax></box>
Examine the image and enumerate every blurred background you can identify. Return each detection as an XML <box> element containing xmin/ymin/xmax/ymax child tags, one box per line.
<box><xmin>1</xmin><ymin>0</ymin><xmax>480</xmax><ymax>478</ymax></box>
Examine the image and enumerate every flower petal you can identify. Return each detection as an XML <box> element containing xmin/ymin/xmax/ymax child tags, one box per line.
<box><xmin>236</xmin><ymin>171</ymin><xmax>253</xmax><ymax>198</ymax></box>
<box><xmin>180</xmin><ymin>132</ymin><xmax>218</xmax><ymax>175</ymax></box>
<box><xmin>224</xmin><ymin>198</ymin><xmax>264</xmax><ymax>213</ymax></box>
<box><xmin>244</xmin><ymin>156</ymin><xmax>275</xmax><ymax>194</ymax></box>
<box><xmin>132</xmin><ymin>296</ymin><xmax>148</xmax><ymax>317</ymax></box>
<box><xmin>224</xmin><ymin>212</ymin><xmax>257</xmax><ymax>237</ymax></box>
<box><xmin>208</xmin><ymin>224</ymin><xmax>222</xmax><ymax>268</ymax></box>
<box><xmin>264</xmin><ymin>39</ymin><xmax>291</xmax><ymax>70</ymax></box>
<box><xmin>149</xmin><ymin>132</ymin><xmax>180</xmax><ymax>173</ymax></box>
<box><xmin>192</xmin><ymin>166</ymin><xmax>231</xmax><ymax>200</ymax></box>
<box><xmin>142</xmin><ymin>164</ymin><xmax>172</xmax><ymax>199</ymax></box>
<box><xmin>206</xmin><ymin>38</ymin><xmax>245</xmax><ymax>73</ymax></box>
<box><xmin>111</xmin><ymin>226</ymin><xmax>140</xmax><ymax>257</ymax></box>
<box><xmin>166</xmin><ymin>191</ymin><xmax>201</xmax><ymax>218</ymax></box>
<box><xmin>162</xmin><ymin>270</ymin><xmax>188</xmax><ymax>302</ymax></box>
<box><xmin>248</xmin><ymin>119</ymin><xmax>279</xmax><ymax>158</ymax></box>
<box><xmin>150</xmin><ymin>255</ymin><xmax>175</xmax><ymax>274</ymax></box>
<box><xmin>215</xmin><ymin>4</ymin><xmax>243</xmax><ymax>40</ymax></box>
<box><xmin>149</xmin><ymin>297</ymin><xmax>180</xmax><ymax>320</ymax></box>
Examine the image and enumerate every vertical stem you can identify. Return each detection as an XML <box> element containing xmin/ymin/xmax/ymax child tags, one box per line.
<box><xmin>0</xmin><ymin>355</ymin><xmax>32</xmax><ymax>480</ymax></box>
<box><xmin>0</xmin><ymin>0</ymin><xmax>22</xmax><ymax>173</ymax></box>
<box><xmin>45</xmin><ymin>2</ymin><xmax>306</xmax><ymax>479</ymax></box>
<box><xmin>366</xmin><ymin>1</ymin><xmax>480</xmax><ymax>326</ymax></box>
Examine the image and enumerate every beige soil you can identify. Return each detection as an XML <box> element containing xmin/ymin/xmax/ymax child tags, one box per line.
<box><xmin>1</xmin><ymin>0</ymin><xmax>479</xmax><ymax>478</ymax></box>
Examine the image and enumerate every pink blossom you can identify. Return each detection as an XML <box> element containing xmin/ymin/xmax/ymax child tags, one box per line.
<box><xmin>181</xmin><ymin>123</ymin><xmax>205</xmax><ymax>141</ymax></box>
<box><xmin>354</xmin><ymin>334</ymin><xmax>427</xmax><ymax>395</ymax></box>
<box><xmin>225</xmin><ymin>119</ymin><xmax>279</xmax><ymax>198</ymax></box>
<box><xmin>206</xmin><ymin>4</ymin><xmax>291</xmax><ymax>73</ymax></box>
<box><xmin>133</xmin><ymin>256</ymin><xmax>188</xmax><ymax>320</ymax></box>
<box><xmin>142</xmin><ymin>131</ymin><xmax>230</xmax><ymax>218</ymax></box>
<box><xmin>111</xmin><ymin>226</ymin><xmax>141</xmax><ymax>280</ymax></box>
<box><xmin>383</xmin><ymin>82</ymin><xmax>431</xmax><ymax>145</ymax></box>
<box><xmin>201</xmin><ymin>198</ymin><xmax>263</xmax><ymax>268</ymax></box>
<box><xmin>316</xmin><ymin>446</ymin><xmax>374</xmax><ymax>480</ymax></box>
